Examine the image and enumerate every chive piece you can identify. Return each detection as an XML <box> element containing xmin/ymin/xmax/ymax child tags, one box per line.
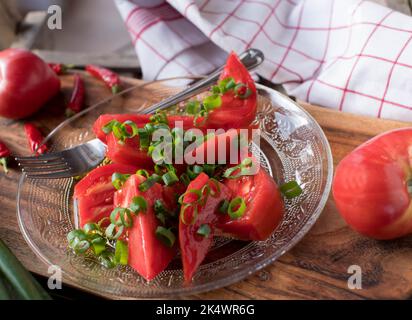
<box><xmin>203</xmin><ymin>94</ymin><xmax>222</xmax><ymax>111</ymax></box>
<box><xmin>155</xmin><ymin>226</ymin><xmax>176</xmax><ymax>248</ymax></box>
<box><xmin>114</xmin><ymin>240</ymin><xmax>128</xmax><ymax>265</ymax></box>
<box><xmin>279</xmin><ymin>180</ymin><xmax>303</xmax><ymax>199</ymax></box>
<box><xmin>218</xmin><ymin>199</ymin><xmax>229</xmax><ymax>214</ymax></box>
<box><xmin>228</xmin><ymin>197</ymin><xmax>247</xmax><ymax>219</ymax></box>
<box><xmin>90</xmin><ymin>236</ymin><xmax>106</xmax><ymax>255</ymax></box>
<box><xmin>162</xmin><ymin>170</ymin><xmax>179</xmax><ymax>186</ymax></box>
<box><xmin>180</xmin><ymin>173</ymin><xmax>190</xmax><ymax>186</ymax></box>
<box><xmin>136</xmin><ymin>169</ymin><xmax>150</xmax><ymax>178</ymax></box>
<box><xmin>138</xmin><ymin>128</ymin><xmax>150</xmax><ymax>150</ymax></box>
<box><xmin>98</xmin><ymin>251</ymin><xmax>116</xmax><ymax>269</ymax></box>
<box><xmin>111</xmin><ymin>172</ymin><xmax>131</xmax><ymax>190</ymax></box>
<box><xmin>186</xmin><ymin>100</ymin><xmax>201</xmax><ymax>115</ymax></box>
<box><xmin>129</xmin><ymin>196</ymin><xmax>147</xmax><ymax>214</ymax></box>
<box><xmin>123</xmin><ymin>120</ymin><xmax>139</xmax><ymax>139</ymax></box>
<box><xmin>138</xmin><ymin>174</ymin><xmax>161</xmax><ymax>192</ymax></box>
<box><xmin>102</xmin><ymin>120</ymin><xmax>120</xmax><ymax>134</ymax></box>
<box><xmin>197</xmin><ymin>224</ymin><xmax>211</xmax><ymax>238</ymax></box>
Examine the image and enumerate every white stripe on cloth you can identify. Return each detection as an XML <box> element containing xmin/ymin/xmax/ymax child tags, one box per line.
<box><xmin>115</xmin><ymin>0</ymin><xmax>412</xmax><ymax>122</ymax></box>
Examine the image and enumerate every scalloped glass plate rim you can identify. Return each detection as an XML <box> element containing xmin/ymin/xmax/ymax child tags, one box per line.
<box><xmin>16</xmin><ymin>77</ymin><xmax>333</xmax><ymax>298</ymax></box>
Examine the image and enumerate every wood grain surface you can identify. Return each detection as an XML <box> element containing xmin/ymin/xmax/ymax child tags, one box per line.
<box><xmin>1</xmin><ymin>73</ymin><xmax>412</xmax><ymax>300</ymax></box>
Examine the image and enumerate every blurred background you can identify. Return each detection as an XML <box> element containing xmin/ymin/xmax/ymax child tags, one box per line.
<box><xmin>0</xmin><ymin>0</ymin><xmax>139</xmax><ymax>76</ymax></box>
<box><xmin>1</xmin><ymin>0</ymin><xmax>410</xmax><ymax>78</ymax></box>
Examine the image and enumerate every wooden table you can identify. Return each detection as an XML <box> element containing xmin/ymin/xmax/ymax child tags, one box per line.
<box><xmin>1</xmin><ymin>73</ymin><xmax>412</xmax><ymax>300</ymax></box>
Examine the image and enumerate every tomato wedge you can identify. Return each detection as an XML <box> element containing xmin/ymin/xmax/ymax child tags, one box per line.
<box><xmin>93</xmin><ymin>114</ymin><xmax>200</xmax><ymax>143</ymax></box>
<box><xmin>106</xmin><ymin>132</ymin><xmax>153</xmax><ymax>168</ymax></box>
<box><xmin>93</xmin><ymin>114</ymin><xmax>151</xmax><ymax>143</ymax></box>
<box><xmin>205</xmin><ymin>52</ymin><xmax>257</xmax><ymax>130</ymax></box>
<box><xmin>186</xmin><ymin>129</ymin><xmax>249</xmax><ymax>166</ymax></box>
<box><xmin>217</xmin><ymin>167</ymin><xmax>284</xmax><ymax>241</ymax></box>
<box><xmin>179</xmin><ymin>173</ymin><xmax>231</xmax><ymax>282</ymax></box>
<box><xmin>114</xmin><ymin>174</ymin><xmax>176</xmax><ymax>281</ymax></box>
<box><xmin>73</xmin><ymin>163</ymin><xmax>137</xmax><ymax>227</ymax></box>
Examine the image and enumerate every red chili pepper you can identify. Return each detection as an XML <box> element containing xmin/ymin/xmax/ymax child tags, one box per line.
<box><xmin>24</xmin><ymin>123</ymin><xmax>48</xmax><ymax>155</ymax></box>
<box><xmin>85</xmin><ymin>64</ymin><xmax>121</xmax><ymax>94</ymax></box>
<box><xmin>0</xmin><ymin>140</ymin><xmax>11</xmax><ymax>173</ymax></box>
<box><xmin>66</xmin><ymin>74</ymin><xmax>85</xmax><ymax>117</ymax></box>
<box><xmin>48</xmin><ymin>63</ymin><xmax>74</xmax><ymax>75</ymax></box>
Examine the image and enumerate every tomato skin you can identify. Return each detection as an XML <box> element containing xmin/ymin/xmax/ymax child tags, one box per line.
<box><xmin>114</xmin><ymin>174</ymin><xmax>176</xmax><ymax>281</ymax></box>
<box><xmin>205</xmin><ymin>52</ymin><xmax>257</xmax><ymax>130</ymax></box>
<box><xmin>74</xmin><ymin>163</ymin><xmax>137</xmax><ymax>227</ymax></box>
<box><xmin>217</xmin><ymin>167</ymin><xmax>284</xmax><ymax>241</ymax></box>
<box><xmin>106</xmin><ymin>132</ymin><xmax>153</xmax><ymax>168</ymax></box>
<box><xmin>333</xmin><ymin>128</ymin><xmax>412</xmax><ymax>240</ymax></box>
<box><xmin>0</xmin><ymin>49</ymin><xmax>60</xmax><ymax>119</ymax></box>
<box><xmin>179</xmin><ymin>173</ymin><xmax>232</xmax><ymax>282</ymax></box>
<box><xmin>93</xmin><ymin>114</ymin><xmax>199</xmax><ymax>143</ymax></box>
<box><xmin>187</xmin><ymin>129</ymin><xmax>249</xmax><ymax>166</ymax></box>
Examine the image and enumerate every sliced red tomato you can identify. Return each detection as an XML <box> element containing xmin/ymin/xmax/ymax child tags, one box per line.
<box><xmin>114</xmin><ymin>174</ymin><xmax>176</xmax><ymax>281</ymax></box>
<box><xmin>73</xmin><ymin>163</ymin><xmax>137</xmax><ymax>227</ymax></box>
<box><xmin>217</xmin><ymin>167</ymin><xmax>284</xmax><ymax>241</ymax></box>
<box><xmin>106</xmin><ymin>132</ymin><xmax>153</xmax><ymax>168</ymax></box>
<box><xmin>93</xmin><ymin>114</ymin><xmax>199</xmax><ymax>143</ymax></box>
<box><xmin>179</xmin><ymin>173</ymin><xmax>231</xmax><ymax>282</ymax></box>
<box><xmin>205</xmin><ymin>52</ymin><xmax>257</xmax><ymax>130</ymax></box>
<box><xmin>93</xmin><ymin>114</ymin><xmax>151</xmax><ymax>143</ymax></box>
<box><xmin>187</xmin><ymin>129</ymin><xmax>249</xmax><ymax>166</ymax></box>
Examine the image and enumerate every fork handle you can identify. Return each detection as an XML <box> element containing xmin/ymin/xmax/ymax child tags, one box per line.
<box><xmin>142</xmin><ymin>48</ymin><xmax>264</xmax><ymax>115</ymax></box>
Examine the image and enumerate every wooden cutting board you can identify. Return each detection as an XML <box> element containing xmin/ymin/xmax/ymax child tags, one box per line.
<box><xmin>1</xmin><ymin>73</ymin><xmax>412</xmax><ymax>300</ymax></box>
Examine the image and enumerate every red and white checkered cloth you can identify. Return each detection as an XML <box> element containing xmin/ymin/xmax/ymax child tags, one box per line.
<box><xmin>115</xmin><ymin>0</ymin><xmax>412</xmax><ymax>122</ymax></box>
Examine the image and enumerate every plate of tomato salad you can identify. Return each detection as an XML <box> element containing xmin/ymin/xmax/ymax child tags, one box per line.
<box><xmin>17</xmin><ymin>52</ymin><xmax>333</xmax><ymax>297</ymax></box>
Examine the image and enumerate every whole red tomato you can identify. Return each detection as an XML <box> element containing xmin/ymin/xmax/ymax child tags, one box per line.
<box><xmin>0</xmin><ymin>48</ymin><xmax>60</xmax><ymax>119</ymax></box>
<box><xmin>333</xmin><ymin>128</ymin><xmax>412</xmax><ymax>240</ymax></box>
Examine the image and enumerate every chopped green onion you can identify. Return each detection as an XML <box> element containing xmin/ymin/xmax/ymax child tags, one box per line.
<box><xmin>203</xmin><ymin>94</ymin><xmax>222</xmax><ymax>111</ymax></box>
<box><xmin>90</xmin><ymin>235</ymin><xmax>106</xmax><ymax>255</ymax></box>
<box><xmin>138</xmin><ymin>174</ymin><xmax>161</xmax><ymax>192</ymax></box>
<box><xmin>279</xmin><ymin>180</ymin><xmax>303</xmax><ymax>199</ymax></box>
<box><xmin>218</xmin><ymin>199</ymin><xmax>229</xmax><ymax>214</ymax></box>
<box><xmin>83</xmin><ymin>222</ymin><xmax>101</xmax><ymax>235</ymax></box>
<box><xmin>207</xmin><ymin>178</ymin><xmax>221</xmax><ymax>197</ymax></box>
<box><xmin>202</xmin><ymin>164</ymin><xmax>216</xmax><ymax>176</ymax></box>
<box><xmin>178</xmin><ymin>189</ymin><xmax>203</xmax><ymax>205</ymax></box>
<box><xmin>180</xmin><ymin>204</ymin><xmax>199</xmax><ymax>225</ymax></box>
<box><xmin>235</xmin><ymin>83</ymin><xmax>252</xmax><ymax>99</ymax></box>
<box><xmin>193</xmin><ymin>165</ymin><xmax>204</xmax><ymax>175</ymax></box>
<box><xmin>129</xmin><ymin>196</ymin><xmax>147</xmax><ymax>214</ymax></box>
<box><xmin>155</xmin><ymin>226</ymin><xmax>176</xmax><ymax>248</ymax></box>
<box><xmin>111</xmin><ymin>172</ymin><xmax>131</xmax><ymax>190</ymax></box>
<box><xmin>98</xmin><ymin>251</ymin><xmax>116</xmax><ymax>269</ymax></box>
<box><xmin>197</xmin><ymin>224</ymin><xmax>211</xmax><ymax>238</ymax></box>
<box><xmin>138</xmin><ymin>128</ymin><xmax>150</xmax><ymax>150</ymax></box>
<box><xmin>67</xmin><ymin>230</ymin><xmax>90</xmax><ymax>254</ymax></box>
<box><xmin>123</xmin><ymin>120</ymin><xmax>139</xmax><ymax>138</ymax></box>
<box><xmin>105</xmin><ymin>223</ymin><xmax>124</xmax><ymax>240</ymax></box>
<box><xmin>150</xmin><ymin>111</ymin><xmax>168</xmax><ymax>125</ymax></box>
<box><xmin>223</xmin><ymin>157</ymin><xmax>254</xmax><ymax>179</ymax></box>
<box><xmin>136</xmin><ymin>169</ymin><xmax>150</xmax><ymax>178</ymax></box>
<box><xmin>110</xmin><ymin>207</ymin><xmax>133</xmax><ymax>227</ymax></box>
<box><xmin>102</xmin><ymin>120</ymin><xmax>121</xmax><ymax>134</ymax></box>
<box><xmin>114</xmin><ymin>240</ymin><xmax>128</xmax><ymax>265</ymax></box>
<box><xmin>180</xmin><ymin>173</ymin><xmax>190</xmax><ymax>186</ymax></box>
<box><xmin>186</xmin><ymin>100</ymin><xmax>201</xmax><ymax>115</ymax></box>
<box><xmin>162</xmin><ymin>170</ymin><xmax>179</xmax><ymax>186</ymax></box>
<box><xmin>228</xmin><ymin>197</ymin><xmax>246</xmax><ymax>219</ymax></box>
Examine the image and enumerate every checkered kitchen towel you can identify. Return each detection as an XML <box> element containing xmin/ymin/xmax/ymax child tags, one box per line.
<box><xmin>115</xmin><ymin>0</ymin><xmax>412</xmax><ymax>122</ymax></box>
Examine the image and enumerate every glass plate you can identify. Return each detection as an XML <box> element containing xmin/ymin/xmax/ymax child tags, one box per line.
<box><xmin>16</xmin><ymin>77</ymin><xmax>333</xmax><ymax>298</ymax></box>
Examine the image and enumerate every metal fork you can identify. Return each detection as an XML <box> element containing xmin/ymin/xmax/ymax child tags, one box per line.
<box><xmin>16</xmin><ymin>48</ymin><xmax>264</xmax><ymax>179</ymax></box>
